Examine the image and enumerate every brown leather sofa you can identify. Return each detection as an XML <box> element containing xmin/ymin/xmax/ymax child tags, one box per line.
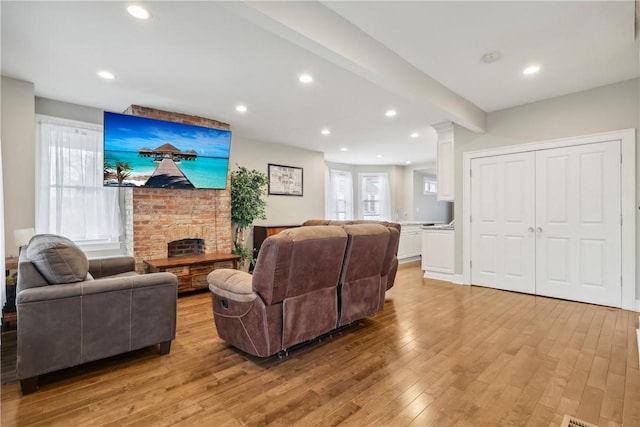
<box><xmin>16</xmin><ymin>234</ymin><xmax>178</xmax><ymax>394</ymax></box>
<box><xmin>207</xmin><ymin>223</ymin><xmax>392</xmax><ymax>357</ymax></box>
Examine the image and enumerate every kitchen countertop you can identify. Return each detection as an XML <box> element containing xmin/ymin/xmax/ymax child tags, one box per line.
<box><xmin>422</xmin><ymin>224</ymin><xmax>454</xmax><ymax>230</ymax></box>
<box><xmin>399</xmin><ymin>221</ymin><xmax>445</xmax><ymax>226</ymax></box>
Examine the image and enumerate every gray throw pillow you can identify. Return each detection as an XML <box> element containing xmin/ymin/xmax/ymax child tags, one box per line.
<box><xmin>26</xmin><ymin>234</ymin><xmax>89</xmax><ymax>284</ymax></box>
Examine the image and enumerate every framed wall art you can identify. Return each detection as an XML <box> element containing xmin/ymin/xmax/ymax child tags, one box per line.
<box><xmin>268</xmin><ymin>164</ymin><xmax>303</xmax><ymax>196</ymax></box>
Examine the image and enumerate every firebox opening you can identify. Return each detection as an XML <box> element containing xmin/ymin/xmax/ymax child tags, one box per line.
<box><xmin>168</xmin><ymin>238</ymin><xmax>205</xmax><ymax>258</ymax></box>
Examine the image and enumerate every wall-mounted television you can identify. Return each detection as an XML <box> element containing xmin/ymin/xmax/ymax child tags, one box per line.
<box><xmin>103</xmin><ymin>111</ymin><xmax>231</xmax><ymax>189</ymax></box>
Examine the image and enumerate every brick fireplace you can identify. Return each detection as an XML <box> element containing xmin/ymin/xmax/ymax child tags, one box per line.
<box><xmin>123</xmin><ymin>105</ymin><xmax>232</xmax><ymax>272</ymax></box>
<box><xmin>167</xmin><ymin>239</ymin><xmax>206</xmax><ymax>257</ymax></box>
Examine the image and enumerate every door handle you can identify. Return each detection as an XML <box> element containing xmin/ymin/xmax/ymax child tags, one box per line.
<box><xmin>528</xmin><ymin>227</ymin><xmax>534</xmax><ymax>233</ymax></box>
<box><xmin>537</xmin><ymin>227</ymin><xmax>543</xmax><ymax>233</ymax></box>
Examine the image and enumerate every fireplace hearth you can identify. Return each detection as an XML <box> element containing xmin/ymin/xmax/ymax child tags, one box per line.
<box><xmin>144</xmin><ymin>252</ymin><xmax>240</xmax><ymax>294</ymax></box>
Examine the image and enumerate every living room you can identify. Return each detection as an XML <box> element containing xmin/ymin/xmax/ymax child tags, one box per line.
<box><xmin>2</xmin><ymin>2</ymin><xmax>640</xmax><ymax>426</ymax></box>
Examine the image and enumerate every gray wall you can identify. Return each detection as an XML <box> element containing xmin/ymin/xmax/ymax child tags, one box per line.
<box><xmin>35</xmin><ymin>97</ymin><xmax>103</xmax><ymax>124</ymax></box>
<box><xmin>413</xmin><ymin>171</ymin><xmax>452</xmax><ymax>223</ymax></box>
<box><xmin>229</xmin><ymin>137</ymin><xmax>325</xmax><ymax>226</ymax></box>
<box><xmin>1</xmin><ymin>77</ymin><xmax>35</xmax><ymax>256</ymax></box>
<box><xmin>1</xmin><ymin>91</ymin><xmax>327</xmax><ymax>255</ymax></box>
<box><xmin>454</xmin><ymin>78</ymin><xmax>640</xmax><ymax>294</ymax></box>
<box><xmin>34</xmin><ymin>97</ymin><xmax>327</xmax><ymax>226</ymax></box>
<box><xmin>401</xmin><ymin>162</ymin><xmax>435</xmax><ymax>222</ymax></box>
<box><xmin>4</xmin><ymin>76</ymin><xmax>638</xmax><ymax>294</ymax></box>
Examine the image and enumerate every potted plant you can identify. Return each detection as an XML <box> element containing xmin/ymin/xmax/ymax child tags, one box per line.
<box><xmin>230</xmin><ymin>165</ymin><xmax>268</xmax><ymax>268</ymax></box>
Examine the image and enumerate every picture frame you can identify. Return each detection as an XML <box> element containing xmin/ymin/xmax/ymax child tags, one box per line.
<box><xmin>268</xmin><ymin>163</ymin><xmax>303</xmax><ymax>196</ymax></box>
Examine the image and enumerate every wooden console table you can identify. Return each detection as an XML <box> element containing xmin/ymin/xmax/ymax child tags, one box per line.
<box><xmin>144</xmin><ymin>253</ymin><xmax>240</xmax><ymax>294</ymax></box>
<box><xmin>2</xmin><ymin>257</ymin><xmax>18</xmax><ymax>332</ymax></box>
<box><xmin>253</xmin><ymin>225</ymin><xmax>299</xmax><ymax>256</ymax></box>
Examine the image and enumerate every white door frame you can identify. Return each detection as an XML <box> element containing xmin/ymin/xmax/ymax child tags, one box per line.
<box><xmin>462</xmin><ymin>129</ymin><xmax>636</xmax><ymax>311</ymax></box>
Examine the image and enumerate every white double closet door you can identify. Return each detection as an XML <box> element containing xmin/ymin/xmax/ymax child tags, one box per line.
<box><xmin>470</xmin><ymin>140</ymin><xmax>621</xmax><ymax>307</ymax></box>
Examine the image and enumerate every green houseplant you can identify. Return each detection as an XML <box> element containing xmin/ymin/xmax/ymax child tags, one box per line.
<box><xmin>230</xmin><ymin>165</ymin><xmax>268</xmax><ymax>268</ymax></box>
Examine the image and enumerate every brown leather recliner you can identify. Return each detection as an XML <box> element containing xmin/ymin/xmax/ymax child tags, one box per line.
<box><xmin>337</xmin><ymin>223</ymin><xmax>390</xmax><ymax>326</ymax></box>
<box><xmin>208</xmin><ymin>223</ymin><xmax>394</xmax><ymax>357</ymax></box>
<box><xmin>208</xmin><ymin>225</ymin><xmax>348</xmax><ymax>357</ymax></box>
<box><xmin>302</xmin><ymin>219</ymin><xmax>401</xmax><ymax>295</ymax></box>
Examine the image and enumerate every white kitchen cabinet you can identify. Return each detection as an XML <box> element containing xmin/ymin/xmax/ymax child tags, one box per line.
<box><xmin>434</xmin><ymin>122</ymin><xmax>454</xmax><ymax>201</ymax></box>
<box><xmin>421</xmin><ymin>227</ymin><xmax>454</xmax><ymax>281</ymax></box>
<box><xmin>397</xmin><ymin>224</ymin><xmax>422</xmax><ymax>262</ymax></box>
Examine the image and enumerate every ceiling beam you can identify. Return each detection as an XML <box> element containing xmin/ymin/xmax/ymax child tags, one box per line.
<box><xmin>226</xmin><ymin>1</ymin><xmax>486</xmax><ymax>133</ymax></box>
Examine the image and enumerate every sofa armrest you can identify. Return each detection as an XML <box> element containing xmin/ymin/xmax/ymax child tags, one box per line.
<box><xmin>208</xmin><ymin>269</ymin><xmax>256</xmax><ymax>303</ymax></box>
<box><xmin>88</xmin><ymin>256</ymin><xmax>136</xmax><ymax>278</ymax></box>
<box><xmin>17</xmin><ymin>272</ymin><xmax>177</xmax><ymax>304</ymax></box>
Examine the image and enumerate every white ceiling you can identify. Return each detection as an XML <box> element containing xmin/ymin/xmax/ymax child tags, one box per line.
<box><xmin>2</xmin><ymin>1</ymin><xmax>638</xmax><ymax>166</ymax></box>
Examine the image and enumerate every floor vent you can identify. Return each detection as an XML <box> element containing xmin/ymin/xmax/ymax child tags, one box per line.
<box><xmin>560</xmin><ymin>414</ymin><xmax>599</xmax><ymax>427</ymax></box>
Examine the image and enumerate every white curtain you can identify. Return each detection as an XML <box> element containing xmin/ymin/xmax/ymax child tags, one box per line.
<box><xmin>328</xmin><ymin>169</ymin><xmax>353</xmax><ymax>220</ymax></box>
<box><xmin>324</xmin><ymin>166</ymin><xmax>332</xmax><ymax>219</ymax></box>
<box><xmin>380</xmin><ymin>173</ymin><xmax>391</xmax><ymax>221</ymax></box>
<box><xmin>0</xmin><ymin>138</ymin><xmax>5</xmax><ymax>313</ymax></box>
<box><xmin>36</xmin><ymin>116</ymin><xmax>121</xmax><ymax>245</ymax></box>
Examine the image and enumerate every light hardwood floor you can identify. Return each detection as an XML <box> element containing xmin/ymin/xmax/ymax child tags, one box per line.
<box><xmin>1</xmin><ymin>263</ymin><xmax>639</xmax><ymax>426</ymax></box>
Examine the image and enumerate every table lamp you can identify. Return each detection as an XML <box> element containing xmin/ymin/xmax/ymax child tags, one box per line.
<box><xmin>14</xmin><ymin>227</ymin><xmax>35</xmax><ymax>254</ymax></box>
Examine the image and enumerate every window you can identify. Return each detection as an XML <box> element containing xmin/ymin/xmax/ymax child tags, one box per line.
<box><xmin>36</xmin><ymin>116</ymin><xmax>122</xmax><ymax>249</ymax></box>
<box><xmin>358</xmin><ymin>173</ymin><xmax>391</xmax><ymax>221</ymax></box>
<box><xmin>326</xmin><ymin>169</ymin><xmax>353</xmax><ymax>220</ymax></box>
<box><xmin>423</xmin><ymin>177</ymin><xmax>437</xmax><ymax>194</ymax></box>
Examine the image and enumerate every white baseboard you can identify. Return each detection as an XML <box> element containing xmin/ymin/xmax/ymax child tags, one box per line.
<box><xmin>452</xmin><ymin>274</ymin><xmax>466</xmax><ymax>285</ymax></box>
<box><xmin>423</xmin><ymin>270</ymin><xmax>454</xmax><ymax>282</ymax></box>
<box><xmin>398</xmin><ymin>255</ymin><xmax>421</xmax><ymax>264</ymax></box>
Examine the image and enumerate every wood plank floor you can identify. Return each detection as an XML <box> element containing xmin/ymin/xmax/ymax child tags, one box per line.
<box><xmin>1</xmin><ymin>263</ymin><xmax>639</xmax><ymax>426</ymax></box>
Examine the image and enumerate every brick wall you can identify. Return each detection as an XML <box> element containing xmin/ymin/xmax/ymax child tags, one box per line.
<box><xmin>124</xmin><ymin>105</ymin><xmax>232</xmax><ymax>272</ymax></box>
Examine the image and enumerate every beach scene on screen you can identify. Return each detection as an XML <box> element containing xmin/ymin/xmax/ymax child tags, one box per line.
<box><xmin>103</xmin><ymin>112</ymin><xmax>231</xmax><ymax>189</ymax></box>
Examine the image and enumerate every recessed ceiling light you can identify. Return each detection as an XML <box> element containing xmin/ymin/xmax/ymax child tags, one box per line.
<box><xmin>299</xmin><ymin>74</ymin><xmax>313</xmax><ymax>84</ymax></box>
<box><xmin>410</xmin><ymin>132</ymin><xmax>419</xmax><ymax>138</ymax></box>
<box><xmin>377</xmin><ymin>154</ymin><xmax>383</xmax><ymax>158</ymax></box>
<box><xmin>321</xmin><ymin>128</ymin><xmax>331</xmax><ymax>135</ymax></box>
<box><xmin>405</xmin><ymin>161</ymin><xmax>412</xmax><ymax>164</ymax></box>
<box><xmin>235</xmin><ymin>105</ymin><xmax>247</xmax><ymax>113</ymax></box>
<box><xmin>97</xmin><ymin>70</ymin><xmax>115</xmax><ymax>80</ymax></box>
<box><xmin>340</xmin><ymin>147</ymin><xmax>348</xmax><ymax>152</ymax></box>
<box><xmin>385</xmin><ymin>110</ymin><xmax>397</xmax><ymax>117</ymax></box>
<box><xmin>127</xmin><ymin>5</ymin><xmax>150</xmax><ymax>20</ymax></box>
<box><xmin>481</xmin><ymin>51</ymin><xmax>501</xmax><ymax>63</ymax></box>
<box><xmin>523</xmin><ymin>65</ymin><xmax>540</xmax><ymax>75</ymax></box>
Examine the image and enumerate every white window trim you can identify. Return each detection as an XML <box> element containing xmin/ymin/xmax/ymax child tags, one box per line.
<box><xmin>423</xmin><ymin>177</ymin><xmax>437</xmax><ymax>194</ymax></box>
<box><xmin>35</xmin><ymin>114</ymin><xmax>125</xmax><ymax>253</ymax></box>
<box><xmin>357</xmin><ymin>172</ymin><xmax>391</xmax><ymax>221</ymax></box>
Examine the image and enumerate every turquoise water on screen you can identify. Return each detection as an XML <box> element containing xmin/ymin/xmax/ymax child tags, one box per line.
<box><xmin>104</xmin><ymin>150</ymin><xmax>228</xmax><ymax>189</ymax></box>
